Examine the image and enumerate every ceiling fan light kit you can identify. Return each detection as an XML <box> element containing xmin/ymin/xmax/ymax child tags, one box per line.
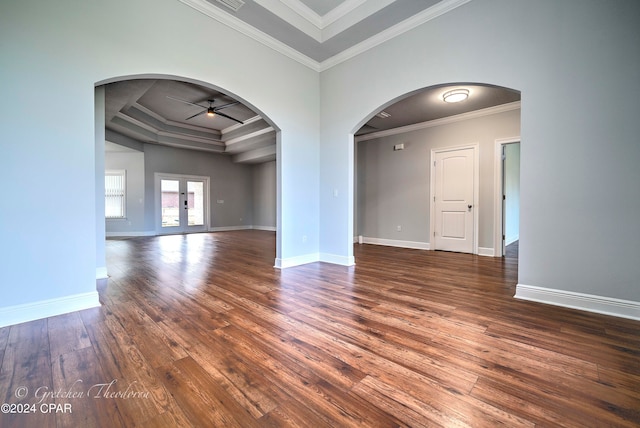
<box><xmin>443</xmin><ymin>88</ymin><xmax>470</xmax><ymax>103</ymax></box>
<box><xmin>166</xmin><ymin>96</ymin><xmax>243</xmax><ymax>124</ymax></box>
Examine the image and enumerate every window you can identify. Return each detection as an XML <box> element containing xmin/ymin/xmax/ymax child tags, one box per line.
<box><xmin>105</xmin><ymin>170</ymin><xmax>126</xmax><ymax>219</ymax></box>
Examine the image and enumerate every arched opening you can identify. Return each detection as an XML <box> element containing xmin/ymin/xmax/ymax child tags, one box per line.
<box><xmin>94</xmin><ymin>75</ymin><xmax>281</xmax><ymax>279</ymax></box>
<box><xmin>352</xmin><ymin>82</ymin><xmax>520</xmax><ymax>262</ymax></box>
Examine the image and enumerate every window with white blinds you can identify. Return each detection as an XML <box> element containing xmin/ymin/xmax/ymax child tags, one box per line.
<box><xmin>105</xmin><ymin>170</ymin><xmax>126</xmax><ymax>219</ymax></box>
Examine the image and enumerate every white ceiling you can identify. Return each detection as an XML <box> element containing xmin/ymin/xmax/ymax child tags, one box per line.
<box><xmin>105</xmin><ymin>1</ymin><xmax>520</xmax><ymax>161</ymax></box>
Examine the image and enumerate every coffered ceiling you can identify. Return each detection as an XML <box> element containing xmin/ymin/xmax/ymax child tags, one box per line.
<box><xmin>105</xmin><ymin>1</ymin><xmax>520</xmax><ymax>162</ymax></box>
<box><xmin>179</xmin><ymin>0</ymin><xmax>471</xmax><ymax>70</ymax></box>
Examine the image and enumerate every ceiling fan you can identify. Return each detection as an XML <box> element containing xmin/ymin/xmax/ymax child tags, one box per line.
<box><xmin>166</xmin><ymin>96</ymin><xmax>244</xmax><ymax>124</ymax></box>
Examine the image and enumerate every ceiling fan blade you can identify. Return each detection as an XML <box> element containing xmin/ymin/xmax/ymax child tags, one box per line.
<box><xmin>213</xmin><ymin>110</ymin><xmax>244</xmax><ymax>124</ymax></box>
<box><xmin>166</xmin><ymin>96</ymin><xmax>207</xmax><ymax>109</ymax></box>
<box><xmin>185</xmin><ymin>110</ymin><xmax>206</xmax><ymax>120</ymax></box>
<box><xmin>213</xmin><ymin>101</ymin><xmax>240</xmax><ymax>111</ymax></box>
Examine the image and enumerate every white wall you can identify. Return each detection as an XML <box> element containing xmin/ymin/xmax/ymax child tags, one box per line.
<box><xmin>357</xmin><ymin>108</ymin><xmax>520</xmax><ymax>251</ymax></box>
<box><xmin>0</xmin><ymin>0</ymin><xmax>319</xmax><ymax>324</ymax></box>
<box><xmin>320</xmin><ymin>0</ymin><xmax>640</xmax><ymax>305</ymax></box>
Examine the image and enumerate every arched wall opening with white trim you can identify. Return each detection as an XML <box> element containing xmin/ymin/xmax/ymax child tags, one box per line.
<box><xmin>351</xmin><ymin>83</ymin><xmax>521</xmax><ymax>261</ymax></box>
<box><xmin>94</xmin><ymin>74</ymin><xmax>282</xmax><ymax>279</ymax></box>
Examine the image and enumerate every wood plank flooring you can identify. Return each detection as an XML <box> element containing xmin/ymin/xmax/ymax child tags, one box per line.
<box><xmin>0</xmin><ymin>230</ymin><xmax>639</xmax><ymax>427</ymax></box>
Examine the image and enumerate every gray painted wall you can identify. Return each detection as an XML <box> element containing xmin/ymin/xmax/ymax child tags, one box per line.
<box><xmin>105</xmin><ymin>145</ymin><xmax>276</xmax><ymax>235</ymax></box>
<box><xmin>143</xmin><ymin>144</ymin><xmax>254</xmax><ymax>230</ymax></box>
<box><xmin>252</xmin><ymin>161</ymin><xmax>277</xmax><ymax>229</ymax></box>
<box><xmin>320</xmin><ymin>0</ymin><xmax>640</xmax><ymax>302</ymax></box>
<box><xmin>357</xmin><ymin>108</ymin><xmax>520</xmax><ymax>250</ymax></box>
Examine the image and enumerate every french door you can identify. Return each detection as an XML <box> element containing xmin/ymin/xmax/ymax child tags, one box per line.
<box><xmin>155</xmin><ymin>173</ymin><xmax>209</xmax><ymax>234</ymax></box>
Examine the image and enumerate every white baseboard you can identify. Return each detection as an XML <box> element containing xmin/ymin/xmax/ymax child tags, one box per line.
<box><xmin>320</xmin><ymin>253</ymin><xmax>356</xmax><ymax>266</ymax></box>
<box><xmin>0</xmin><ymin>292</ymin><xmax>101</xmax><ymax>328</ymax></box>
<box><xmin>209</xmin><ymin>225</ymin><xmax>253</xmax><ymax>232</ymax></box>
<box><xmin>253</xmin><ymin>225</ymin><xmax>276</xmax><ymax>231</ymax></box>
<box><xmin>96</xmin><ymin>266</ymin><xmax>108</xmax><ymax>280</ymax></box>
<box><xmin>515</xmin><ymin>284</ymin><xmax>640</xmax><ymax>321</ymax></box>
<box><xmin>106</xmin><ymin>231</ymin><xmax>155</xmax><ymax>237</ymax></box>
<box><xmin>274</xmin><ymin>253</ymin><xmax>319</xmax><ymax>269</ymax></box>
<box><xmin>361</xmin><ymin>236</ymin><xmax>430</xmax><ymax>250</ymax></box>
<box><xmin>478</xmin><ymin>247</ymin><xmax>495</xmax><ymax>257</ymax></box>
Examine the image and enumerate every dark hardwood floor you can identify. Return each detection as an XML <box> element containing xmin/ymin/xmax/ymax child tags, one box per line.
<box><xmin>1</xmin><ymin>230</ymin><xmax>638</xmax><ymax>427</ymax></box>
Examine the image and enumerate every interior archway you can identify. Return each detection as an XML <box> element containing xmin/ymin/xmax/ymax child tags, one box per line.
<box><xmin>352</xmin><ymin>82</ymin><xmax>520</xmax><ymax>263</ymax></box>
<box><xmin>94</xmin><ymin>74</ymin><xmax>281</xmax><ymax>278</ymax></box>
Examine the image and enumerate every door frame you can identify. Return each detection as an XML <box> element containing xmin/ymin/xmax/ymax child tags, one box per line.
<box><xmin>429</xmin><ymin>143</ymin><xmax>479</xmax><ymax>254</ymax></box>
<box><xmin>493</xmin><ymin>137</ymin><xmax>520</xmax><ymax>257</ymax></box>
<box><xmin>155</xmin><ymin>172</ymin><xmax>210</xmax><ymax>235</ymax></box>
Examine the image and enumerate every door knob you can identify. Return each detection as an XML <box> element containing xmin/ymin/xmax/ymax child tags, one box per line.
<box><xmin>468</xmin><ymin>204</ymin><xmax>472</xmax><ymax>211</ymax></box>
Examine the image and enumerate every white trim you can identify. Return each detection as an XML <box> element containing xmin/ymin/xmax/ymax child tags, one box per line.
<box><xmin>493</xmin><ymin>137</ymin><xmax>521</xmax><ymax>257</ymax></box>
<box><xmin>96</xmin><ymin>266</ymin><xmax>108</xmax><ymax>280</ymax></box>
<box><xmin>106</xmin><ymin>231</ymin><xmax>155</xmax><ymax>237</ymax></box>
<box><xmin>178</xmin><ymin>0</ymin><xmax>472</xmax><ymax>72</ymax></box>
<box><xmin>209</xmin><ymin>225</ymin><xmax>253</xmax><ymax>232</ymax></box>
<box><xmin>318</xmin><ymin>0</ymin><xmax>473</xmax><ymax>71</ymax></box>
<box><xmin>221</xmin><ymin>115</ymin><xmax>263</xmax><ymax>134</ymax></box>
<box><xmin>361</xmin><ymin>237</ymin><xmax>430</xmax><ymax>250</ymax></box>
<box><xmin>515</xmin><ymin>284</ymin><xmax>640</xmax><ymax>321</ymax></box>
<box><xmin>319</xmin><ymin>253</ymin><xmax>356</xmax><ymax>266</ymax></box>
<box><xmin>356</xmin><ymin>102</ymin><xmax>521</xmax><ymax>143</ymax></box>
<box><xmin>274</xmin><ymin>253</ymin><xmax>319</xmax><ymax>268</ymax></box>
<box><xmin>429</xmin><ymin>143</ymin><xmax>479</xmax><ymax>255</ymax></box>
<box><xmin>177</xmin><ymin>0</ymin><xmax>320</xmax><ymax>71</ymax></box>
<box><xmin>224</xmin><ymin>127</ymin><xmax>274</xmax><ymax>146</ymax></box>
<box><xmin>477</xmin><ymin>247</ymin><xmax>495</xmax><ymax>257</ymax></box>
<box><xmin>0</xmin><ymin>292</ymin><xmax>101</xmax><ymax>328</ymax></box>
<box><xmin>253</xmin><ymin>225</ymin><xmax>277</xmax><ymax>232</ymax></box>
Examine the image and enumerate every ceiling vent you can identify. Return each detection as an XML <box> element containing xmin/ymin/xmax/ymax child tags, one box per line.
<box><xmin>375</xmin><ymin>111</ymin><xmax>391</xmax><ymax>119</ymax></box>
<box><xmin>216</xmin><ymin>0</ymin><xmax>244</xmax><ymax>12</ymax></box>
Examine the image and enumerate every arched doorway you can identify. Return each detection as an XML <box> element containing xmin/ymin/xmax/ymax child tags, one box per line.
<box><xmin>352</xmin><ymin>83</ymin><xmax>520</xmax><ymax>260</ymax></box>
<box><xmin>94</xmin><ymin>75</ymin><xmax>280</xmax><ymax>278</ymax></box>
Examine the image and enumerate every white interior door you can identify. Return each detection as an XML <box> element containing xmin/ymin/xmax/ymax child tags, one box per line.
<box><xmin>156</xmin><ymin>173</ymin><xmax>208</xmax><ymax>234</ymax></box>
<box><xmin>432</xmin><ymin>147</ymin><xmax>477</xmax><ymax>253</ymax></box>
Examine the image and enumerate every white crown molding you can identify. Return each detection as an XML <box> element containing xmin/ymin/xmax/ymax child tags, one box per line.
<box><xmin>270</xmin><ymin>0</ymin><xmax>394</xmax><ymax>42</ymax></box>
<box><xmin>322</xmin><ymin>0</ymin><xmax>395</xmax><ymax>42</ymax></box>
<box><xmin>178</xmin><ymin>0</ymin><xmax>472</xmax><ymax>72</ymax></box>
<box><xmin>178</xmin><ymin>0</ymin><xmax>321</xmax><ymax>71</ymax></box>
<box><xmin>515</xmin><ymin>284</ymin><xmax>640</xmax><ymax>321</ymax></box>
<box><xmin>318</xmin><ymin>0</ymin><xmax>473</xmax><ymax>71</ymax></box>
<box><xmin>225</xmin><ymin>126</ymin><xmax>274</xmax><ymax>146</ymax></box>
<box><xmin>356</xmin><ymin>101</ymin><xmax>521</xmax><ymax>142</ymax></box>
<box><xmin>221</xmin><ymin>115</ymin><xmax>263</xmax><ymax>134</ymax></box>
<box><xmin>254</xmin><ymin>0</ymin><xmax>322</xmax><ymax>41</ymax></box>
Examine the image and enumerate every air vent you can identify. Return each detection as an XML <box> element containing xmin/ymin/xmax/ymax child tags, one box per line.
<box><xmin>216</xmin><ymin>0</ymin><xmax>244</xmax><ymax>12</ymax></box>
<box><xmin>375</xmin><ymin>111</ymin><xmax>391</xmax><ymax>119</ymax></box>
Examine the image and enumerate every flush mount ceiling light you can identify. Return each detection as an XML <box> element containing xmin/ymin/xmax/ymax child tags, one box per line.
<box><xmin>442</xmin><ymin>88</ymin><xmax>470</xmax><ymax>103</ymax></box>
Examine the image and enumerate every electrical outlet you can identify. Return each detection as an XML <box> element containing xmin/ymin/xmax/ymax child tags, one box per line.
<box><xmin>302</xmin><ymin>235</ymin><xmax>307</xmax><ymax>243</ymax></box>
<box><xmin>397</xmin><ymin>225</ymin><xmax>402</xmax><ymax>232</ymax></box>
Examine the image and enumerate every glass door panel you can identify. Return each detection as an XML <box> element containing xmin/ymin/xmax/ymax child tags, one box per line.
<box><xmin>156</xmin><ymin>174</ymin><xmax>209</xmax><ymax>234</ymax></box>
<box><xmin>161</xmin><ymin>179</ymin><xmax>180</xmax><ymax>228</ymax></box>
<box><xmin>187</xmin><ymin>181</ymin><xmax>204</xmax><ymax>226</ymax></box>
